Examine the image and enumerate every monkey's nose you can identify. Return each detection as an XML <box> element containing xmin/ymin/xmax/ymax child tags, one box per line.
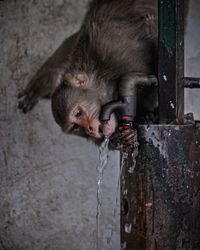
<box><xmin>88</xmin><ymin>125</ymin><xmax>97</xmax><ymax>135</ymax></box>
<box><xmin>87</xmin><ymin>124</ymin><xmax>100</xmax><ymax>137</ymax></box>
<box><xmin>88</xmin><ymin>125</ymin><xmax>93</xmax><ymax>133</ymax></box>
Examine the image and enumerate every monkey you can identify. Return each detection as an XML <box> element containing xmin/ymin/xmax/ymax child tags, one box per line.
<box><xmin>18</xmin><ymin>0</ymin><xmax>158</xmax><ymax>148</ymax></box>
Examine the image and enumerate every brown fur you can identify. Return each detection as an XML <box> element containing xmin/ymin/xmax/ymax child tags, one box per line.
<box><xmin>18</xmin><ymin>0</ymin><xmax>158</xmax><ymax>145</ymax></box>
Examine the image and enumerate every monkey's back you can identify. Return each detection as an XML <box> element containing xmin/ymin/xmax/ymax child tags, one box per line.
<box><xmin>82</xmin><ymin>0</ymin><xmax>158</xmax><ymax>76</ymax></box>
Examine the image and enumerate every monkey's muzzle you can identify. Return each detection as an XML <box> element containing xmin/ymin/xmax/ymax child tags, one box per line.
<box><xmin>99</xmin><ymin>96</ymin><xmax>136</xmax><ymax>132</ymax></box>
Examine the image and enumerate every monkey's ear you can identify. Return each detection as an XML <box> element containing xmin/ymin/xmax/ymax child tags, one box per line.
<box><xmin>65</xmin><ymin>73</ymin><xmax>89</xmax><ymax>89</ymax></box>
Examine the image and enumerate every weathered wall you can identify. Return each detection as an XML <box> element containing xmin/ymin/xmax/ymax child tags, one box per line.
<box><xmin>184</xmin><ymin>0</ymin><xmax>200</xmax><ymax>120</ymax></box>
<box><xmin>0</xmin><ymin>1</ymin><xmax>120</xmax><ymax>249</ymax></box>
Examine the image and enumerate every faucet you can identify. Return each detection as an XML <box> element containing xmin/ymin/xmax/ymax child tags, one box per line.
<box><xmin>99</xmin><ymin>72</ymin><xmax>157</xmax><ymax>128</ymax></box>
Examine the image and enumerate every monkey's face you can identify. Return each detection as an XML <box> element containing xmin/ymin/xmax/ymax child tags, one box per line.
<box><xmin>65</xmin><ymin>101</ymin><xmax>117</xmax><ymax>139</ymax></box>
<box><xmin>51</xmin><ymin>74</ymin><xmax>117</xmax><ymax>140</ymax></box>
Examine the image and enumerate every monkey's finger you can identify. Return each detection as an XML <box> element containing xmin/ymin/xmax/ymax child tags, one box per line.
<box><xmin>126</xmin><ymin>135</ymin><xmax>137</xmax><ymax>143</ymax></box>
<box><xmin>18</xmin><ymin>96</ymin><xmax>29</xmax><ymax>110</ymax></box>
<box><xmin>120</xmin><ymin>129</ymin><xmax>137</xmax><ymax>138</ymax></box>
<box><xmin>112</xmin><ymin>130</ymin><xmax>134</xmax><ymax>142</ymax></box>
<box><xmin>18</xmin><ymin>99</ymin><xmax>25</xmax><ymax>110</ymax></box>
<box><xmin>18</xmin><ymin>99</ymin><xmax>30</xmax><ymax>113</ymax></box>
<box><xmin>18</xmin><ymin>90</ymin><xmax>34</xmax><ymax>107</ymax></box>
<box><xmin>120</xmin><ymin>130</ymin><xmax>138</xmax><ymax>145</ymax></box>
<box><xmin>20</xmin><ymin>97</ymin><xmax>38</xmax><ymax>113</ymax></box>
<box><xmin>23</xmin><ymin>98</ymin><xmax>38</xmax><ymax>113</ymax></box>
<box><xmin>18</xmin><ymin>88</ymin><xmax>29</xmax><ymax>98</ymax></box>
<box><xmin>18</xmin><ymin>81</ymin><xmax>35</xmax><ymax>98</ymax></box>
<box><xmin>122</xmin><ymin>134</ymin><xmax>136</xmax><ymax>144</ymax></box>
<box><xmin>18</xmin><ymin>91</ymin><xmax>38</xmax><ymax>113</ymax></box>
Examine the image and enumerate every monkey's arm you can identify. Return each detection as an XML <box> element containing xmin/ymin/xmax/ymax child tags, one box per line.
<box><xmin>18</xmin><ymin>32</ymin><xmax>79</xmax><ymax>113</ymax></box>
<box><xmin>104</xmin><ymin>72</ymin><xmax>158</xmax><ymax>150</ymax></box>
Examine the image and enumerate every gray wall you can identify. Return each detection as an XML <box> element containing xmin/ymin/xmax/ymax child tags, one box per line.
<box><xmin>0</xmin><ymin>1</ymin><xmax>120</xmax><ymax>249</ymax></box>
<box><xmin>184</xmin><ymin>0</ymin><xmax>200</xmax><ymax>120</ymax></box>
<box><xmin>0</xmin><ymin>0</ymin><xmax>199</xmax><ymax>250</ymax></box>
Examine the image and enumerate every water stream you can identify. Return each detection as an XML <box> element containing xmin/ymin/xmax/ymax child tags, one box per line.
<box><xmin>94</xmin><ymin>136</ymin><xmax>110</xmax><ymax>250</ymax></box>
<box><xmin>93</xmin><ymin>133</ymin><xmax>139</xmax><ymax>249</ymax></box>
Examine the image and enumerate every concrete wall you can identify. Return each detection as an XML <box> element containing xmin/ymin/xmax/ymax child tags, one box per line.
<box><xmin>0</xmin><ymin>1</ymin><xmax>120</xmax><ymax>249</ymax></box>
<box><xmin>0</xmin><ymin>0</ymin><xmax>199</xmax><ymax>250</ymax></box>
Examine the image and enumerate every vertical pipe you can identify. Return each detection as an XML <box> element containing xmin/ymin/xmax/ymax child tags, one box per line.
<box><xmin>158</xmin><ymin>0</ymin><xmax>184</xmax><ymax>122</ymax></box>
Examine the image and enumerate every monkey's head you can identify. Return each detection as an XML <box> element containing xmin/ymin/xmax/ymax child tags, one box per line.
<box><xmin>51</xmin><ymin>72</ymin><xmax>117</xmax><ymax>142</ymax></box>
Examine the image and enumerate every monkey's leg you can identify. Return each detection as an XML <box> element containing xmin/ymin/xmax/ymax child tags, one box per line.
<box><xmin>18</xmin><ymin>32</ymin><xmax>79</xmax><ymax>113</ymax></box>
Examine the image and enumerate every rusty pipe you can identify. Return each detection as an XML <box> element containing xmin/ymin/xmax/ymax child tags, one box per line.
<box><xmin>99</xmin><ymin>72</ymin><xmax>157</xmax><ymax>128</ymax></box>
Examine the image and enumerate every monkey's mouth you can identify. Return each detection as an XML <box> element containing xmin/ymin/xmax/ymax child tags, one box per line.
<box><xmin>99</xmin><ymin>114</ymin><xmax>117</xmax><ymax>137</ymax></box>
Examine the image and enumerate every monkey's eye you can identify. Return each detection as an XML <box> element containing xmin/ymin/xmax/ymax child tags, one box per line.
<box><xmin>74</xmin><ymin>108</ymin><xmax>82</xmax><ymax>118</ymax></box>
<box><xmin>71</xmin><ymin>123</ymin><xmax>80</xmax><ymax>132</ymax></box>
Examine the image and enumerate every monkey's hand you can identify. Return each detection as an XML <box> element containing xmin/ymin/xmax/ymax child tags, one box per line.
<box><xmin>18</xmin><ymin>69</ymin><xmax>62</xmax><ymax>113</ymax></box>
<box><xmin>109</xmin><ymin>127</ymin><xmax>138</xmax><ymax>151</ymax></box>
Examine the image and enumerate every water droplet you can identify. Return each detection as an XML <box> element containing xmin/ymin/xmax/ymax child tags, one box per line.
<box><xmin>125</xmin><ymin>223</ymin><xmax>132</xmax><ymax>233</ymax></box>
<box><xmin>163</xmin><ymin>74</ymin><xmax>167</xmax><ymax>81</ymax></box>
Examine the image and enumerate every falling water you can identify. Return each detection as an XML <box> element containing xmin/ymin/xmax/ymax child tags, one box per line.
<box><xmin>106</xmin><ymin>150</ymin><xmax>126</xmax><ymax>247</ymax></box>
<box><xmin>93</xmin><ymin>133</ymin><xmax>139</xmax><ymax>249</ymax></box>
<box><xmin>94</xmin><ymin>136</ymin><xmax>110</xmax><ymax>250</ymax></box>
